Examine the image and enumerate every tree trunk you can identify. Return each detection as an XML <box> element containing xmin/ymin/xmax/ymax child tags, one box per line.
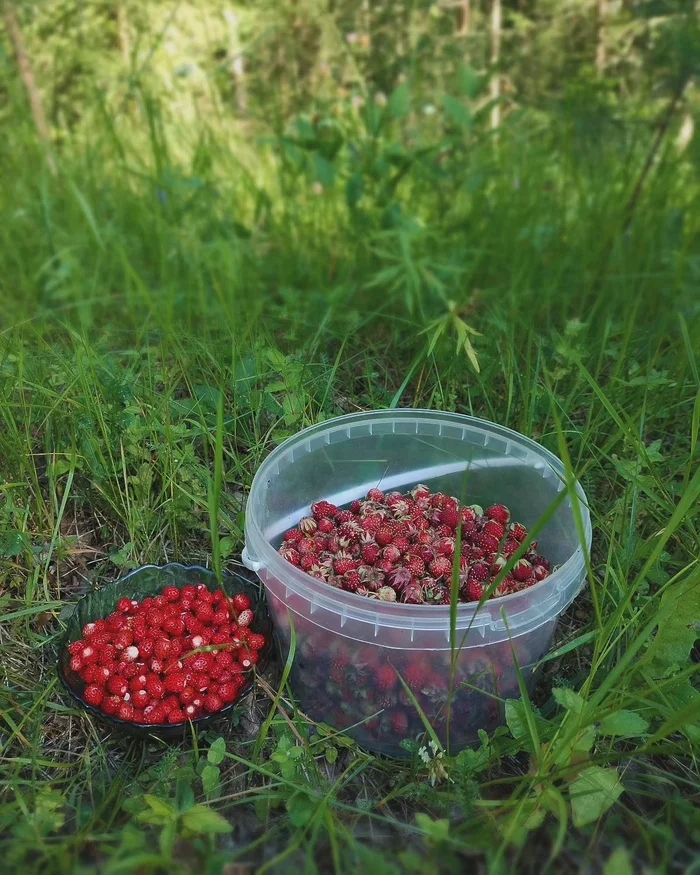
<box><xmin>490</xmin><ymin>0</ymin><xmax>501</xmax><ymax>129</ymax></box>
<box><xmin>224</xmin><ymin>9</ymin><xmax>247</xmax><ymax>112</ymax></box>
<box><xmin>2</xmin><ymin>1</ymin><xmax>56</xmax><ymax>173</ymax></box>
<box><xmin>456</xmin><ymin>1</ymin><xmax>471</xmax><ymax>37</ymax></box>
<box><xmin>596</xmin><ymin>0</ymin><xmax>607</xmax><ymax>75</ymax></box>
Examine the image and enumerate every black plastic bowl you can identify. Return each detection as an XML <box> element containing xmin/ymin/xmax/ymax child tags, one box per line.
<box><xmin>58</xmin><ymin>563</ymin><xmax>272</xmax><ymax>739</ymax></box>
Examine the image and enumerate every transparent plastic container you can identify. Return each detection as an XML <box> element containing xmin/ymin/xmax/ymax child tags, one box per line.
<box><xmin>243</xmin><ymin>410</ymin><xmax>591</xmax><ymax>755</ymax></box>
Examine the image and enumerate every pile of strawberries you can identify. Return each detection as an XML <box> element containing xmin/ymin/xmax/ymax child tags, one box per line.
<box><xmin>278</xmin><ymin>484</ymin><xmax>552</xmax><ymax>604</ymax></box>
<box><xmin>64</xmin><ymin>584</ymin><xmax>266</xmax><ymax>725</ymax></box>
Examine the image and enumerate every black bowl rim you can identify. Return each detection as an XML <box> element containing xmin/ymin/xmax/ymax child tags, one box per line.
<box><xmin>57</xmin><ymin>562</ymin><xmax>271</xmax><ymax>736</ymax></box>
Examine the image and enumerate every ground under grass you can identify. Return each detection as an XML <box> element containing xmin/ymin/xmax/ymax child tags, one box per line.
<box><xmin>1</xmin><ymin>95</ymin><xmax>699</xmax><ymax>873</ymax></box>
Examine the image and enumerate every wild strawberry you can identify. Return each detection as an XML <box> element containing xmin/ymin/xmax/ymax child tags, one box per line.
<box><xmin>191</xmin><ymin>672</ymin><xmax>210</xmax><ymax>691</ymax></box>
<box><xmin>410</xmin><ymin>483</ymin><xmax>431</xmax><ymax>500</ymax></box>
<box><xmin>143</xmin><ymin>705</ymin><xmax>165</xmax><ymax>725</ymax></box>
<box><xmin>435</xmin><ymin>537</ymin><xmax>455</xmax><ymax>556</ymax></box>
<box><xmin>167</xmin><ymin>708</ymin><xmax>185</xmax><ymax>723</ymax></box>
<box><xmin>169</xmin><ymin>638</ymin><xmax>182</xmax><ymax>658</ymax></box>
<box><xmin>68</xmin><ymin>640</ymin><xmax>85</xmax><ymax>656</ymax></box>
<box><xmin>317</xmin><ymin>517</ymin><xmax>336</xmax><ymax>534</ymax></box>
<box><xmin>117</xmin><ymin>597</ymin><xmax>133</xmax><ymax>613</ymax></box>
<box><xmin>401</xmin><ymin>580</ymin><xmax>423</xmax><ymax>604</ymax></box>
<box><xmin>180</xmin><ymin>687</ymin><xmax>197</xmax><ymax>705</ymax></box>
<box><xmin>375</xmin><ymin>663</ymin><xmax>397</xmax><ymax>691</ymax></box>
<box><xmin>502</xmin><ymin>539</ymin><xmax>520</xmax><ymax>558</ymax></box>
<box><xmin>463</xmin><ymin>578</ymin><xmax>483</xmax><ymax>601</ymax></box>
<box><xmin>118</xmin><ymin>662</ymin><xmax>138</xmax><ymax>679</ymax></box>
<box><xmin>438</xmin><ymin>507</ymin><xmax>460</xmax><ymax>529</ymax></box>
<box><xmin>195</xmin><ymin>603</ymin><xmax>215</xmax><ymax>624</ymax></box>
<box><xmin>154</xmin><ymin>639</ymin><xmax>172</xmax><ymax>660</ymax></box>
<box><xmin>341</xmin><ymin>571</ymin><xmax>362</xmax><ymax>593</ymax></box>
<box><xmin>184</xmin><ymin>704</ymin><xmax>198</xmax><ymax>719</ymax></box>
<box><xmin>375</xmin><ymin>527</ymin><xmax>393</xmax><ymax>547</ymax></box>
<box><xmin>377</xmin><ymin>586</ymin><xmax>397</xmax><ymax>601</ymax></box>
<box><xmin>533</xmin><ymin>565</ymin><xmax>549</xmax><ymax>581</ymax></box>
<box><xmin>164</xmin><ymin>672</ymin><xmax>186</xmax><ymax>693</ymax></box>
<box><xmin>131</xmin><ymin>689</ymin><xmax>150</xmax><ymax>708</ymax></box>
<box><xmin>392</xmin><ymin>536</ymin><xmax>410</xmax><ymax>554</ymax></box>
<box><xmin>474</xmin><ymin>532</ymin><xmax>500</xmax><ymax>553</ymax></box>
<box><xmin>188</xmin><ymin>653</ymin><xmax>212</xmax><ymax>673</ymax></box>
<box><xmin>428</xmin><ymin>556</ymin><xmax>452</xmax><ymax>579</ymax></box>
<box><xmin>404</xmin><ymin>555</ymin><xmax>425</xmax><ymax>577</ymax></box>
<box><xmin>360</xmin><ymin>514</ymin><xmax>383</xmax><ymax>534</ymax></box>
<box><xmin>532</xmin><ymin>555</ymin><xmax>550</xmax><ymax>571</ymax></box>
<box><xmin>509</xmin><ymin>522</ymin><xmax>527</xmax><ymax>542</ymax></box>
<box><xmin>297</xmin><ymin>539</ymin><xmax>317</xmax><ymax>556</ymax></box>
<box><xmin>461</xmin><ymin>520</ymin><xmax>477</xmax><ymax>539</ymax></box>
<box><xmin>161</xmin><ymin>585</ymin><xmax>180</xmax><ymax>603</ymax></box>
<box><xmin>181</xmin><ymin>585</ymin><xmax>197</xmax><ymax>600</ymax></box>
<box><xmin>311</xmin><ymin>500</ymin><xmax>338</xmax><ymax>519</ymax></box>
<box><xmin>80</xmin><ymin>644</ymin><xmax>98</xmax><ymax>665</ymax></box>
<box><xmin>144</xmin><ymin>609</ymin><xmax>164</xmax><ymax>630</ymax></box>
<box><xmin>280</xmin><ymin>548</ymin><xmax>301</xmax><ymax>566</ymax></box>
<box><xmin>113</xmin><ymin>630</ymin><xmax>133</xmax><ymax>650</ymax></box>
<box><xmin>106</xmin><ymin>614</ymin><xmax>125</xmax><ymax>632</ymax></box>
<box><xmin>512</xmin><ymin>559</ymin><xmax>533</xmax><ymax>582</ymax></box>
<box><xmin>240</xmin><ymin>650</ymin><xmax>258</xmax><ymax>669</ymax></box>
<box><xmin>143</xmin><ymin>674</ymin><xmax>163</xmax><ymax>698</ymax></box>
<box><xmin>129</xmin><ymin>672</ymin><xmax>148</xmax><ymax>692</ymax></box>
<box><xmin>218</xmin><ymin>683</ymin><xmax>238</xmax><ymax>703</ymax></box>
<box><xmin>83</xmin><ymin>684</ymin><xmax>104</xmax><ymax>706</ymax></box>
<box><xmin>211</xmin><ymin>609</ymin><xmax>229</xmax><ymax>626</ymax></box>
<box><xmin>115</xmin><ymin>701</ymin><xmax>134</xmax><ymax>721</ymax></box>
<box><xmin>469</xmin><ymin>562</ymin><xmax>489</xmax><ymax>582</ymax></box>
<box><xmin>122</xmin><ymin>645</ymin><xmax>140</xmax><ymax>662</ymax></box>
<box><xmin>233</xmin><ymin>592</ymin><xmax>250</xmax><ymax>611</ymax></box>
<box><xmin>148</xmin><ymin>657</ymin><xmax>164</xmax><ymax>674</ymax></box>
<box><xmin>361</xmin><ymin>543</ymin><xmax>380</xmax><ymax>564</ymax></box>
<box><xmin>298</xmin><ymin>516</ymin><xmax>318</xmax><ymax>535</ymax></box>
<box><xmin>106</xmin><ymin>675</ymin><xmax>127</xmax><ymax>696</ymax></box>
<box><xmin>382</xmin><ymin>544</ymin><xmax>401</xmax><ymax>564</ymax></box>
<box><xmin>234</xmin><ymin>608</ymin><xmax>252</xmax><ymax>628</ymax></box>
<box><xmin>486</xmin><ymin>504</ymin><xmax>510</xmax><ymax>524</ymax></box>
<box><xmin>101</xmin><ymin>694</ymin><xmax>121</xmax><ymax>715</ymax></box>
<box><xmin>204</xmin><ymin>693</ymin><xmax>223</xmax><ymax>713</ymax></box>
<box><xmin>283</xmin><ymin>527</ymin><xmax>303</xmax><ymax>543</ymax></box>
<box><xmin>390</xmin><ymin>710</ymin><xmax>409</xmax><ymax>735</ymax></box>
<box><xmin>483</xmin><ymin>520</ymin><xmax>505</xmax><ymax>540</ymax></box>
<box><xmin>365</xmin><ymin>487</ymin><xmax>384</xmax><ymax>502</ymax></box>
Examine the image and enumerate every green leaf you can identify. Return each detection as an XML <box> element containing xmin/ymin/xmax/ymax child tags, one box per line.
<box><xmin>0</xmin><ymin>531</ymin><xmax>28</xmax><ymax>557</ymax></box>
<box><xmin>313</xmin><ymin>153</ymin><xmax>335</xmax><ymax>188</ymax></box>
<box><xmin>552</xmin><ymin>687</ymin><xmax>584</xmax><ymax>715</ymax></box>
<box><xmin>415</xmin><ymin>813</ymin><xmax>450</xmax><ymax>843</ymax></box>
<box><xmin>207</xmin><ymin>737</ymin><xmax>226</xmax><ymax>765</ymax></box>
<box><xmin>200</xmin><ymin>764</ymin><xmax>220</xmax><ymax>798</ymax></box>
<box><xmin>387</xmin><ymin>82</ymin><xmax>410</xmax><ymax>118</ymax></box>
<box><xmin>181</xmin><ymin>804</ymin><xmax>232</xmax><ymax>836</ymax></box>
<box><xmin>569</xmin><ymin>766</ymin><xmax>623</xmax><ymax>828</ymax></box>
<box><xmin>325</xmin><ymin>745</ymin><xmax>338</xmax><ymax>764</ymax></box>
<box><xmin>457</xmin><ymin>63</ymin><xmax>483</xmax><ymax>98</ymax></box>
<box><xmin>142</xmin><ymin>795</ymin><xmax>176</xmax><ymax>819</ymax></box>
<box><xmin>345</xmin><ymin>173</ymin><xmax>364</xmax><ymax>209</ymax></box>
<box><xmin>603</xmin><ymin>847</ymin><xmax>634</xmax><ymax>875</ymax></box>
<box><xmin>286</xmin><ymin>792</ymin><xmax>316</xmax><ymax>828</ymax></box>
<box><xmin>646</xmin><ymin>577</ymin><xmax>700</xmax><ymax>677</ymax></box>
<box><xmin>441</xmin><ymin>95</ymin><xmax>472</xmax><ymax>129</ymax></box>
<box><xmin>505</xmin><ymin>699</ymin><xmax>553</xmax><ymax>748</ymax></box>
<box><xmin>598</xmin><ymin>710</ymin><xmax>649</xmax><ymax>738</ymax></box>
<box><xmin>218</xmin><ymin>536</ymin><xmax>236</xmax><ymax>560</ymax></box>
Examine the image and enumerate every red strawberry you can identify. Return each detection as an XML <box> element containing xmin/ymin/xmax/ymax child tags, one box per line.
<box><xmin>483</xmin><ymin>520</ymin><xmax>505</xmax><ymax>540</ymax></box>
<box><xmin>154</xmin><ymin>639</ymin><xmax>172</xmax><ymax>660</ymax></box>
<box><xmin>474</xmin><ymin>532</ymin><xmax>500</xmax><ymax>553</ymax></box>
<box><xmin>83</xmin><ymin>685</ymin><xmax>104</xmax><ymax>706</ymax></box>
<box><xmin>180</xmin><ymin>585</ymin><xmax>196</xmax><ymax>600</ymax></box>
<box><xmin>366</xmin><ymin>488</ymin><xmax>384</xmax><ymax>502</ymax></box>
<box><xmin>435</xmin><ymin>537</ymin><xmax>455</xmax><ymax>557</ymax></box>
<box><xmin>118</xmin><ymin>662</ymin><xmax>138</xmax><ymax>679</ymax></box>
<box><xmin>101</xmin><ymin>695</ymin><xmax>121</xmax><ymax>715</ymax></box>
<box><xmin>403</xmin><ymin>663</ymin><xmax>427</xmax><ymax>691</ymax></box>
<box><xmin>143</xmin><ymin>705</ymin><xmax>165</xmax><ymax>725</ymax></box>
<box><xmin>240</xmin><ymin>650</ymin><xmax>258</xmax><ymax>669</ymax></box>
<box><xmin>486</xmin><ymin>504</ymin><xmax>510</xmax><ymax>524</ymax></box>
<box><xmin>161</xmin><ymin>585</ymin><xmax>180</xmax><ymax>602</ymax></box>
<box><xmin>129</xmin><ymin>673</ymin><xmax>148</xmax><ymax>692</ymax></box>
<box><xmin>195</xmin><ymin>603</ymin><xmax>215</xmax><ymax>624</ymax></box>
<box><xmin>117</xmin><ymin>702</ymin><xmax>134</xmax><ymax>721</ymax></box>
<box><xmin>212</xmin><ymin>609</ymin><xmax>230</xmax><ymax>626</ymax></box>
<box><xmin>390</xmin><ymin>710</ymin><xmax>409</xmax><ymax>735</ymax></box>
<box><xmin>533</xmin><ymin>565</ymin><xmax>549</xmax><ymax>581</ymax></box>
<box><xmin>428</xmin><ymin>556</ymin><xmax>452</xmax><ymax>579</ymax></box>
<box><xmin>509</xmin><ymin>522</ymin><xmax>527</xmax><ymax>542</ymax></box>
<box><xmin>382</xmin><ymin>544</ymin><xmax>401</xmax><ymax>564</ymax></box>
<box><xmin>117</xmin><ymin>597</ymin><xmax>132</xmax><ymax>613</ymax></box>
<box><xmin>283</xmin><ymin>528</ymin><xmax>303</xmax><ymax>543</ymax></box>
<box><xmin>438</xmin><ymin>507</ymin><xmax>460</xmax><ymax>529</ymax></box>
<box><xmin>317</xmin><ymin>517</ymin><xmax>336</xmax><ymax>534</ymax></box>
<box><xmin>502</xmin><ymin>539</ymin><xmax>520</xmax><ymax>558</ymax></box>
<box><xmin>342</xmin><ymin>571</ymin><xmax>362</xmax><ymax>593</ymax></box>
<box><xmin>375</xmin><ymin>527</ymin><xmax>393</xmax><ymax>547</ymax></box>
<box><xmin>512</xmin><ymin>559</ymin><xmax>533</xmax><ymax>582</ymax></box>
<box><xmin>463</xmin><ymin>578</ymin><xmax>483</xmax><ymax>601</ymax></box>
<box><xmin>145</xmin><ymin>675</ymin><xmax>165</xmax><ymax>698</ymax></box>
<box><xmin>410</xmin><ymin>484</ymin><xmax>431</xmax><ymax>500</ymax></box>
<box><xmin>392</xmin><ymin>536</ymin><xmax>410</xmax><ymax>554</ymax></box>
<box><xmin>168</xmin><ymin>709</ymin><xmax>186</xmax><ymax>724</ymax></box>
<box><xmin>164</xmin><ymin>672</ymin><xmax>186</xmax><ymax>693</ymax></box>
<box><xmin>360</xmin><ymin>514</ymin><xmax>383</xmax><ymax>534</ymax></box>
<box><xmin>218</xmin><ymin>683</ymin><xmax>238</xmax><ymax>703</ymax></box>
<box><xmin>375</xmin><ymin>663</ymin><xmax>397</xmax><ymax>691</ymax></box>
<box><xmin>132</xmin><ymin>689</ymin><xmax>150</xmax><ymax>708</ymax></box>
<box><xmin>311</xmin><ymin>500</ymin><xmax>338</xmax><ymax>519</ymax></box>
<box><xmin>469</xmin><ymin>562</ymin><xmax>489</xmax><ymax>581</ymax></box>
<box><xmin>280</xmin><ymin>548</ymin><xmax>301</xmax><ymax>566</ymax></box>
<box><xmin>107</xmin><ymin>676</ymin><xmax>128</xmax><ymax>696</ymax></box>
<box><xmin>188</xmin><ymin>653</ymin><xmax>212</xmax><ymax>673</ymax></box>
<box><xmin>404</xmin><ymin>555</ymin><xmax>425</xmax><ymax>577</ymax></box>
<box><xmin>361</xmin><ymin>543</ymin><xmax>380</xmax><ymax>564</ymax></box>
<box><xmin>246</xmin><ymin>633</ymin><xmax>266</xmax><ymax>651</ymax></box>
<box><xmin>204</xmin><ymin>693</ymin><xmax>223</xmax><ymax>713</ymax></box>
<box><xmin>80</xmin><ymin>644</ymin><xmax>98</xmax><ymax>665</ymax></box>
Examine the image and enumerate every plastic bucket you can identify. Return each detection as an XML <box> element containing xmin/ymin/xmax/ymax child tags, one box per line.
<box><xmin>243</xmin><ymin>410</ymin><xmax>591</xmax><ymax>755</ymax></box>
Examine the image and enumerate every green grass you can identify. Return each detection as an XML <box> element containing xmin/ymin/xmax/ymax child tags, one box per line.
<box><xmin>1</xmin><ymin>76</ymin><xmax>699</xmax><ymax>873</ymax></box>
